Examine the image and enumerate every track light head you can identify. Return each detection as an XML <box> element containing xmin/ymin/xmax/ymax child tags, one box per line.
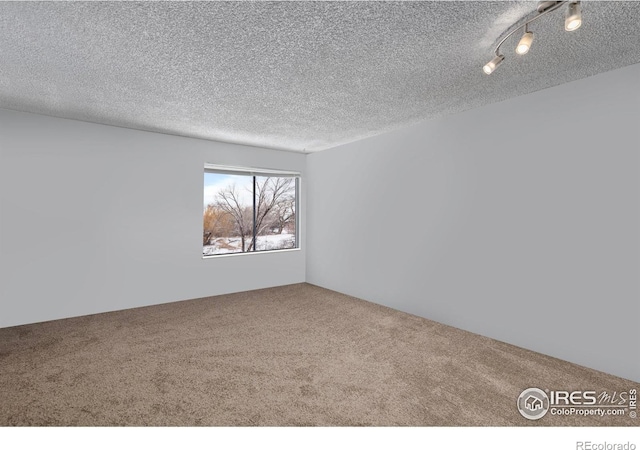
<box><xmin>516</xmin><ymin>31</ymin><xmax>534</xmax><ymax>55</ymax></box>
<box><xmin>483</xmin><ymin>55</ymin><xmax>504</xmax><ymax>75</ymax></box>
<box><xmin>565</xmin><ymin>2</ymin><xmax>582</xmax><ymax>31</ymax></box>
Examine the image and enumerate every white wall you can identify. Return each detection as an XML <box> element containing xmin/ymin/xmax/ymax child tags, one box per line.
<box><xmin>306</xmin><ymin>63</ymin><xmax>640</xmax><ymax>382</ymax></box>
<box><xmin>0</xmin><ymin>110</ymin><xmax>306</xmax><ymax>328</ymax></box>
<box><xmin>2</xmin><ymin>65</ymin><xmax>638</xmax><ymax>382</ymax></box>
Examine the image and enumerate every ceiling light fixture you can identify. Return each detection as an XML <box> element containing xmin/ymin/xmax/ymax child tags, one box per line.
<box><xmin>565</xmin><ymin>1</ymin><xmax>582</xmax><ymax>31</ymax></box>
<box><xmin>483</xmin><ymin>1</ymin><xmax>582</xmax><ymax>75</ymax></box>
<box><xmin>483</xmin><ymin>55</ymin><xmax>504</xmax><ymax>75</ymax></box>
<box><xmin>516</xmin><ymin>27</ymin><xmax>534</xmax><ymax>55</ymax></box>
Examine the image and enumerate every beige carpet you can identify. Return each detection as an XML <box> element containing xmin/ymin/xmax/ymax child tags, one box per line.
<box><xmin>0</xmin><ymin>283</ymin><xmax>637</xmax><ymax>426</ymax></box>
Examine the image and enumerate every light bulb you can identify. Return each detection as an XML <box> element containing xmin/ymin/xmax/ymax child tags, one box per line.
<box><xmin>565</xmin><ymin>2</ymin><xmax>582</xmax><ymax>31</ymax></box>
<box><xmin>483</xmin><ymin>55</ymin><xmax>504</xmax><ymax>75</ymax></box>
<box><xmin>516</xmin><ymin>31</ymin><xmax>534</xmax><ymax>55</ymax></box>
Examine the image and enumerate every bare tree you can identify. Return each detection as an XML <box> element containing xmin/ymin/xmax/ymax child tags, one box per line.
<box><xmin>247</xmin><ymin>177</ymin><xmax>295</xmax><ymax>251</ymax></box>
<box><xmin>214</xmin><ymin>177</ymin><xmax>295</xmax><ymax>252</ymax></box>
<box><xmin>215</xmin><ymin>184</ymin><xmax>253</xmax><ymax>251</ymax></box>
<box><xmin>203</xmin><ymin>205</ymin><xmax>235</xmax><ymax>245</ymax></box>
<box><xmin>271</xmin><ymin>194</ymin><xmax>295</xmax><ymax>234</ymax></box>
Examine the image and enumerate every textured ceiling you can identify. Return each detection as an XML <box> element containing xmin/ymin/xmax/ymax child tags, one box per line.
<box><xmin>1</xmin><ymin>1</ymin><xmax>639</xmax><ymax>152</ymax></box>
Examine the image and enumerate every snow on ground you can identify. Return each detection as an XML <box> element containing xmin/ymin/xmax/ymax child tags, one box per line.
<box><xmin>203</xmin><ymin>234</ymin><xmax>296</xmax><ymax>256</ymax></box>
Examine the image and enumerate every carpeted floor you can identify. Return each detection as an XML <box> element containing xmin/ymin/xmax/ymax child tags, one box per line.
<box><xmin>0</xmin><ymin>283</ymin><xmax>637</xmax><ymax>426</ymax></box>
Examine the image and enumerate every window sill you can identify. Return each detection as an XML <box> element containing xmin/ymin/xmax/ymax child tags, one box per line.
<box><xmin>202</xmin><ymin>248</ymin><xmax>301</xmax><ymax>260</ymax></box>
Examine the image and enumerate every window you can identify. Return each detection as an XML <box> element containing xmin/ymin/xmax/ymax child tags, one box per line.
<box><xmin>203</xmin><ymin>165</ymin><xmax>299</xmax><ymax>257</ymax></box>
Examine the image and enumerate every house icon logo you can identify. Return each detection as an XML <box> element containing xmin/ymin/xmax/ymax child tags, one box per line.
<box><xmin>525</xmin><ymin>395</ymin><xmax>543</xmax><ymax>411</ymax></box>
<box><xmin>517</xmin><ymin>388</ymin><xmax>550</xmax><ymax>420</ymax></box>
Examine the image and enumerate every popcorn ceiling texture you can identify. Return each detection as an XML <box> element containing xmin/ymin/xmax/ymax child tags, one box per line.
<box><xmin>0</xmin><ymin>1</ymin><xmax>638</xmax><ymax>152</ymax></box>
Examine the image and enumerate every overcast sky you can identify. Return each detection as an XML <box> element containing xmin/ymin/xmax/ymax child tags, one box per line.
<box><xmin>203</xmin><ymin>173</ymin><xmax>253</xmax><ymax>208</ymax></box>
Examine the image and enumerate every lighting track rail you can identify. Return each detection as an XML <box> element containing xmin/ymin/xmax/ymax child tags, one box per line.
<box><xmin>483</xmin><ymin>1</ymin><xmax>582</xmax><ymax>75</ymax></box>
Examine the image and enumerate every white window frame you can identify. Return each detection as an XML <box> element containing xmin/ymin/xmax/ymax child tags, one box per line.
<box><xmin>203</xmin><ymin>164</ymin><xmax>301</xmax><ymax>258</ymax></box>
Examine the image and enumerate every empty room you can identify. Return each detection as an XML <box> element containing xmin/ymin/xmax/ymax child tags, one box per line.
<box><xmin>1</xmin><ymin>0</ymin><xmax>638</xmax><ymax>442</ymax></box>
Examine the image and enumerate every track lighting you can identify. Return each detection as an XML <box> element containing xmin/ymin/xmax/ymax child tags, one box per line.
<box><xmin>483</xmin><ymin>1</ymin><xmax>583</xmax><ymax>75</ymax></box>
<box><xmin>483</xmin><ymin>55</ymin><xmax>504</xmax><ymax>75</ymax></box>
<box><xmin>565</xmin><ymin>2</ymin><xmax>582</xmax><ymax>31</ymax></box>
<box><xmin>516</xmin><ymin>30</ymin><xmax>534</xmax><ymax>55</ymax></box>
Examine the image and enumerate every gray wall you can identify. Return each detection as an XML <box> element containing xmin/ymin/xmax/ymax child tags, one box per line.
<box><xmin>306</xmin><ymin>63</ymin><xmax>640</xmax><ymax>382</ymax></box>
<box><xmin>0</xmin><ymin>110</ymin><xmax>306</xmax><ymax>328</ymax></box>
<box><xmin>1</xmin><ymin>65</ymin><xmax>638</xmax><ymax>382</ymax></box>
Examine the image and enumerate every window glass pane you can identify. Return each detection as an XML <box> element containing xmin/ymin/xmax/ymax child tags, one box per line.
<box><xmin>203</xmin><ymin>172</ymin><xmax>253</xmax><ymax>256</ymax></box>
<box><xmin>203</xmin><ymin>169</ymin><xmax>298</xmax><ymax>257</ymax></box>
<box><xmin>253</xmin><ymin>176</ymin><xmax>297</xmax><ymax>252</ymax></box>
